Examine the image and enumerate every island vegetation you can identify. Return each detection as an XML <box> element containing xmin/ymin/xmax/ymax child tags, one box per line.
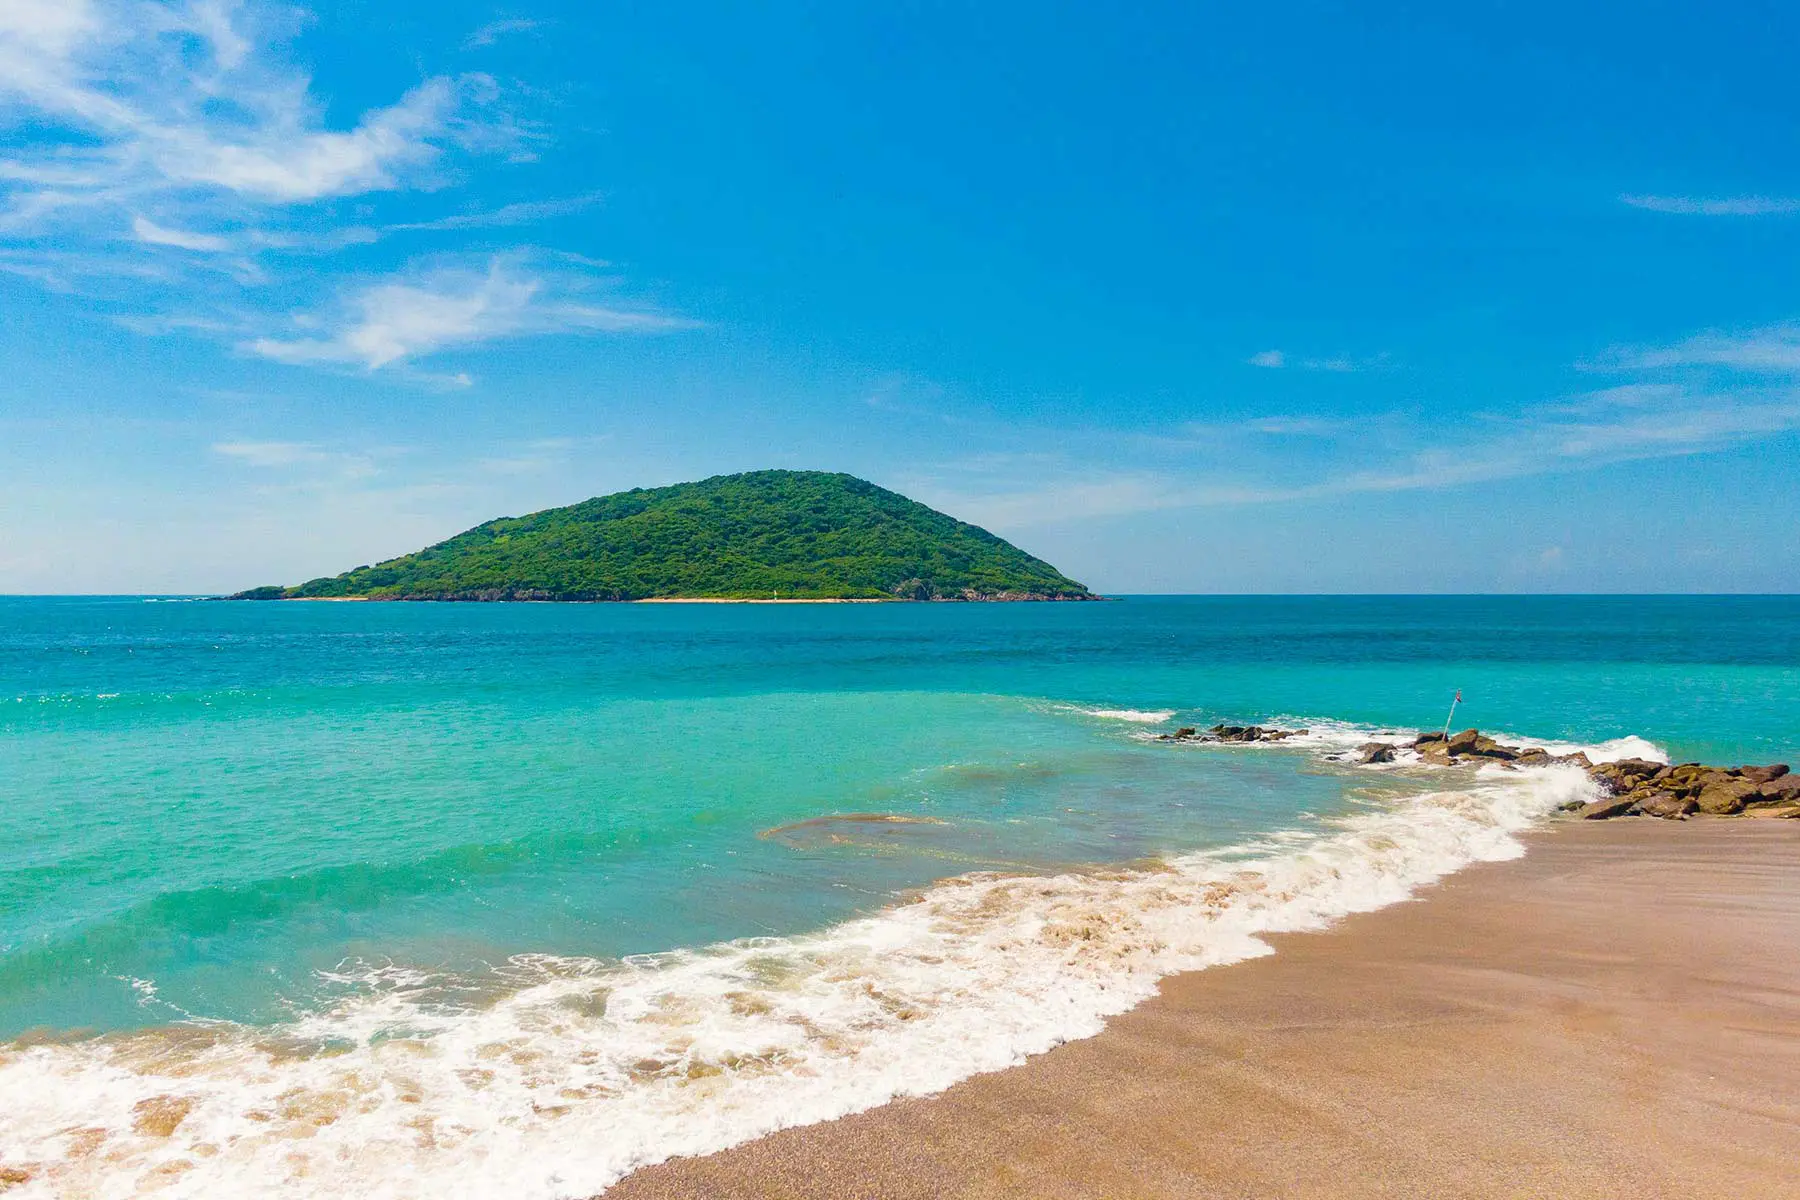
<box><xmin>231</xmin><ymin>470</ymin><xmax>1096</xmax><ymax>602</ymax></box>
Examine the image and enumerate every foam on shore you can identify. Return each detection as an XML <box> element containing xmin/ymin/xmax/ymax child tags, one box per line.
<box><xmin>0</xmin><ymin>725</ymin><xmax>1617</xmax><ymax>1200</ymax></box>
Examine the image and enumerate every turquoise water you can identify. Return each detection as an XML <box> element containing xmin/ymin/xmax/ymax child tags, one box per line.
<box><xmin>1</xmin><ymin>595</ymin><xmax>1795</xmax><ymax>1197</ymax></box>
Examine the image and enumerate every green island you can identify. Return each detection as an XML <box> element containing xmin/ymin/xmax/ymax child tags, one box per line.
<box><xmin>230</xmin><ymin>470</ymin><xmax>1096</xmax><ymax>602</ymax></box>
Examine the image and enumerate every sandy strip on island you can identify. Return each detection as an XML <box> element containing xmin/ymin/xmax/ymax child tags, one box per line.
<box><xmin>630</xmin><ymin>597</ymin><xmax>895</xmax><ymax>603</ymax></box>
<box><xmin>607</xmin><ymin>818</ymin><xmax>1800</xmax><ymax>1199</ymax></box>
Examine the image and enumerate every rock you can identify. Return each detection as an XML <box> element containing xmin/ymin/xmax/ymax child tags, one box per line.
<box><xmin>1416</xmin><ymin>741</ymin><xmax>1452</xmax><ymax>764</ymax></box>
<box><xmin>1611</xmin><ymin>758</ymin><xmax>1664</xmax><ymax>780</ymax></box>
<box><xmin>1754</xmin><ymin>773</ymin><xmax>1800</xmax><ymax>801</ymax></box>
<box><xmin>1740</xmin><ymin>764</ymin><xmax>1790</xmax><ymax>785</ymax></box>
<box><xmin>1636</xmin><ymin>792</ymin><xmax>1697</xmax><ymax>820</ymax></box>
<box><xmin>1513</xmin><ymin>747</ymin><xmax>1552</xmax><ymax>766</ymax></box>
<box><xmin>1445</xmin><ymin>728</ymin><xmax>1482</xmax><ymax>755</ymax></box>
<box><xmin>1551</xmin><ymin>751</ymin><xmax>1592</xmax><ymax>769</ymax></box>
<box><xmin>1466</xmin><ymin>736</ymin><xmax>1517</xmax><ymax>760</ymax></box>
<box><xmin>1358</xmin><ymin>742</ymin><xmax>1397</xmax><ymax>764</ymax></box>
<box><xmin>1198</xmin><ymin>724</ymin><xmax>1306</xmax><ymax>744</ymax></box>
<box><xmin>1696</xmin><ymin>778</ymin><xmax>1761</xmax><ymax>815</ymax></box>
<box><xmin>1590</xmin><ymin>758</ymin><xmax>1665</xmax><ymax>794</ymax></box>
<box><xmin>1577</xmin><ymin>794</ymin><xmax>1638</xmax><ymax>820</ymax></box>
<box><xmin>1744</xmin><ymin>803</ymin><xmax>1800</xmax><ymax>819</ymax></box>
<box><xmin>1412</xmin><ymin>732</ymin><xmax>1446</xmax><ymax>748</ymax></box>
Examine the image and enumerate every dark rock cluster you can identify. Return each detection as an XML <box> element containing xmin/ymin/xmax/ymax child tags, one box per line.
<box><xmin>1152</xmin><ymin>720</ymin><xmax>1798</xmax><ymax>823</ymax></box>
<box><xmin>1156</xmin><ymin>723</ymin><xmax>1310</xmax><ymax>744</ymax></box>
<box><xmin>1339</xmin><ymin>729</ymin><xmax>1576</xmax><ymax>769</ymax></box>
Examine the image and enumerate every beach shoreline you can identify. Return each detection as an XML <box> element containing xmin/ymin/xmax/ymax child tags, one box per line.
<box><xmin>606</xmin><ymin>817</ymin><xmax>1800</xmax><ymax>1199</ymax></box>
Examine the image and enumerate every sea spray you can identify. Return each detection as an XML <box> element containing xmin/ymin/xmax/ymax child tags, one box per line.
<box><xmin>0</xmin><ymin>752</ymin><xmax>1603</xmax><ymax>1200</ymax></box>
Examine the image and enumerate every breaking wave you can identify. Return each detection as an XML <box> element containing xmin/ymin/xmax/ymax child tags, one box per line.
<box><xmin>1067</xmin><ymin>707</ymin><xmax>1177</xmax><ymax>723</ymax></box>
<box><xmin>0</xmin><ymin>726</ymin><xmax>1618</xmax><ymax>1199</ymax></box>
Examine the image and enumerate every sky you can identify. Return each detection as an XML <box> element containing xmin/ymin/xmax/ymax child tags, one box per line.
<box><xmin>1</xmin><ymin>0</ymin><xmax>1796</xmax><ymax>594</ymax></box>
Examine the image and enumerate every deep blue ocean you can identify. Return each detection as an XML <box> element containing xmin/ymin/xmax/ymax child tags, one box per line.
<box><xmin>2</xmin><ymin>595</ymin><xmax>1795</xmax><ymax>1198</ymax></box>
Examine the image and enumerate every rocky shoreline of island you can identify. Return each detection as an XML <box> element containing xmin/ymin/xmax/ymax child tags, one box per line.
<box><xmin>1155</xmin><ymin>723</ymin><xmax>1799</xmax><ymax>820</ymax></box>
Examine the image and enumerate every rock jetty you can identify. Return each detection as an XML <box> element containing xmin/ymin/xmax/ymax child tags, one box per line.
<box><xmin>1156</xmin><ymin>721</ymin><xmax>1799</xmax><ymax>822</ymax></box>
<box><xmin>1578</xmin><ymin>756</ymin><xmax>1797</xmax><ymax>820</ymax></box>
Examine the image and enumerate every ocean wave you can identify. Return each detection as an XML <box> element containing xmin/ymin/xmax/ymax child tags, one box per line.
<box><xmin>1066</xmin><ymin>707</ymin><xmax>1176</xmax><ymax>723</ymax></box>
<box><xmin>0</xmin><ymin>831</ymin><xmax>648</xmax><ymax>1001</ymax></box>
<box><xmin>0</xmin><ymin>746</ymin><xmax>1600</xmax><ymax>1199</ymax></box>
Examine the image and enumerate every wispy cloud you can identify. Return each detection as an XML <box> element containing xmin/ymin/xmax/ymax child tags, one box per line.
<box><xmin>1242</xmin><ymin>415</ymin><xmax>1352</xmax><ymax>436</ymax></box>
<box><xmin>0</xmin><ymin>3</ymin><xmax>682</xmax><ymax>379</ymax></box>
<box><xmin>246</xmin><ymin>254</ymin><xmax>695</xmax><ymax>374</ymax></box>
<box><xmin>1247</xmin><ymin>349</ymin><xmax>1380</xmax><ymax>372</ymax></box>
<box><xmin>475</xmin><ymin>435</ymin><xmax>607</xmax><ymax>475</ymax></box>
<box><xmin>464</xmin><ymin>18</ymin><xmax>542</xmax><ymax>49</ymax></box>
<box><xmin>914</xmin><ymin>376</ymin><xmax>1800</xmax><ymax>531</ymax></box>
<box><xmin>131</xmin><ymin>216</ymin><xmax>231</xmax><ymax>252</ymax></box>
<box><xmin>386</xmin><ymin>192</ymin><xmax>605</xmax><ymax>234</ymax></box>
<box><xmin>212</xmin><ymin>440</ymin><xmax>334</xmax><ymax>467</ymax></box>
<box><xmin>1585</xmin><ymin>322</ymin><xmax>1800</xmax><ymax>373</ymax></box>
<box><xmin>0</xmin><ymin>1</ymin><xmax>514</xmax><ymax>238</ymax></box>
<box><xmin>1621</xmin><ymin>194</ymin><xmax>1800</xmax><ymax>216</ymax></box>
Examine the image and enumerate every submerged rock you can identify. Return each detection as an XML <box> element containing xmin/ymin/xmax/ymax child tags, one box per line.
<box><xmin>1358</xmin><ymin>742</ymin><xmax>1397</xmax><ymax>764</ymax></box>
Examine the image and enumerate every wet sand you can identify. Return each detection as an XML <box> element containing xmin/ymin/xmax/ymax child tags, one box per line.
<box><xmin>608</xmin><ymin>818</ymin><xmax>1800</xmax><ymax>1199</ymax></box>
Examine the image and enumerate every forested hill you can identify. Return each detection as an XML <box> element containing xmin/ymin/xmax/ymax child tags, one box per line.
<box><xmin>231</xmin><ymin>470</ymin><xmax>1096</xmax><ymax>602</ymax></box>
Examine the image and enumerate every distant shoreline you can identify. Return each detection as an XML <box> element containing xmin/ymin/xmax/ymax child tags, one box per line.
<box><xmin>262</xmin><ymin>595</ymin><xmax>1102</xmax><ymax>604</ymax></box>
<box><xmin>270</xmin><ymin>596</ymin><xmax>903</xmax><ymax>604</ymax></box>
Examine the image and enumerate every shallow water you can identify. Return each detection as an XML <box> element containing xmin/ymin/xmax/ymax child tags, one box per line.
<box><xmin>1</xmin><ymin>595</ymin><xmax>1795</xmax><ymax>1196</ymax></box>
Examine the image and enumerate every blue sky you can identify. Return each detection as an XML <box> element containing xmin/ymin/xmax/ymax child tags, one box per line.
<box><xmin>1</xmin><ymin>0</ymin><xmax>1795</xmax><ymax>593</ymax></box>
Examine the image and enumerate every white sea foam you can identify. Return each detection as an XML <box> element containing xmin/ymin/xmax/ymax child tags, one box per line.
<box><xmin>1142</xmin><ymin>716</ymin><xmax>1668</xmax><ymax>769</ymax></box>
<box><xmin>1069</xmin><ymin>707</ymin><xmax>1176</xmax><ymax>723</ymax></box>
<box><xmin>0</xmin><ymin>744</ymin><xmax>1604</xmax><ymax>1200</ymax></box>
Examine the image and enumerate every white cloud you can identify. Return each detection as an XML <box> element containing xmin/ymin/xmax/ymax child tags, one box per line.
<box><xmin>1244</xmin><ymin>415</ymin><xmax>1350</xmax><ymax>436</ymax></box>
<box><xmin>0</xmin><ymin>2</ymin><xmax>517</xmax><ymax>240</ymax></box>
<box><xmin>131</xmin><ymin>215</ymin><xmax>230</xmax><ymax>251</ymax></box>
<box><xmin>0</xmin><ymin>5</ymin><xmax>683</xmax><ymax>376</ymax></box>
<box><xmin>1247</xmin><ymin>349</ymin><xmax>1374</xmax><ymax>372</ymax></box>
<box><xmin>1588</xmin><ymin>323</ymin><xmax>1800</xmax><ymax>374</ymax></box>
<box><xmin>916</xmin><ymin>379</ymin><xmax>1800</xmax><ymax>531</ymax></box>
<box><xmin>465</xmin><ymin>18</ymin><xmax>542</xmax><ymax>48</ymax></box>
<box><xmin>1621</xmin><ymin>194</ymin><xmax>1800</xmax><ymax>216</ymax></box>
<box><xmin>386</xmin><ymin>192</ymin><xmax>605</xmax><ymax>234</ymax></box>
<box><xmin>212</xmin><ymin>440</ymin><xmax>331</xmax><ymax>466</ymax></box>
<box><xmin>246</xmin><ymin>255</ymin><xmax>695</xmax><ymax>372</ymax></box>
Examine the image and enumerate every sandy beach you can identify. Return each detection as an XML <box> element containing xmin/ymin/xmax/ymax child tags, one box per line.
<box><xmin>608</xmin><ymin>818</ymin><xmax>1800</xmax><ymax>1199</ymax></box>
